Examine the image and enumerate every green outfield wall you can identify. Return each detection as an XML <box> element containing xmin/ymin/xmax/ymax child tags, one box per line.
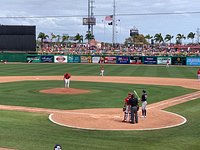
<box><xmin>0</xmin><ymin>53</ymin><xmax>200</xmax><ymax>66</ymax></box>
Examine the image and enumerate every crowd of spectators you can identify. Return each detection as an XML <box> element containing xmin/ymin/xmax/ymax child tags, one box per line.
<box><xmin>37</xmin><ymin>42</ymin><xmax>200</xmax><ymax>57</ymax></box>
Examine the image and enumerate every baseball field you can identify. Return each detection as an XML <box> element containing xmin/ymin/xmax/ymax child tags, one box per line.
<box><xmin>0</xmin><ymin>63</ymin><xmax>199</xmax><ymax>150</ymax></box>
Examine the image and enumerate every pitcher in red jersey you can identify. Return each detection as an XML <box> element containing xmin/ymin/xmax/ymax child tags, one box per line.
<box><xmin>63</xmin><ymin>72</ymin><xmax>71</xmax><ymax>88</ymax></box>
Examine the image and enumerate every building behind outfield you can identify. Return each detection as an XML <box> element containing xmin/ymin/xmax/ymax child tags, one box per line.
<box><xmin>0</xmin><ymin>25</ymin><xmax>36</xmax><ymax>52</ymax></box>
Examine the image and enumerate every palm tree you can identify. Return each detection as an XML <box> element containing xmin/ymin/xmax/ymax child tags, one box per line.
<box><xmin>176</xmin><ymin>34</ymin><xmax>186</xmax><ymax>44</ymax></box>
<box><xmin>50</xmin><ymin>33</ymin><xmax>57</xmax><ymax>42</ymax></box>
<box><xmin>164</xmin><ymin>34</ymin><xmax>174</xmax><ymax>44</ymax></box>
<box><xmin>85</xmin><ymin>31</ymin><xmax>95</xmax><ymax>41</ymax></box>
<box><xmin>145</xmin><ymin>34</ymin><xmax>153</xmax><ymax>44</ymax></box>
<box><xmin>61</xmin><ymin>34</ymin><xmax>69</xmax><ymax>44</ymax></box>
<box><xmin>154</xmin><ymin>33</ymin><xmax>164</xmax><ymax>44</ymax></box>
<box><xmin>50</xmin><ymin>33</ymin><xmax>57</xmax><ymax>49</ymax></box>
<box><xmin>187</xmin><ymin>32</ymin><xmax>195</xmax><ymax>43</ymax></box>
<box><xmin>37</xmin><ymin>32</ymin><xmax>49</xmax><ymax>49</ymax></box>
<box><xmin>74</xmin><ymin>33</ymin><xmax>83</xmax><ymax>43</ymax></box>
<box><xmin>56</xmin><ymin>34</ymin><xmax>61</xmax><ymax>43</ymax></box>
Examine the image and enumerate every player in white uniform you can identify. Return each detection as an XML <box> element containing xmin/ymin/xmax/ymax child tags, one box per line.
<box><xmin>100</xmin><ymin>65</ymin><xmax>104</xmax><ymax>76</ymax></box>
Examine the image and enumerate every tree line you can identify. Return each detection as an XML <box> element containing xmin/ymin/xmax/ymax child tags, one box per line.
<box><xmin>125</xmin><ymin>32</ymin><xmax>196</xmax><ymax>47</ymax></box>
<box><xmin>37</xmin><ymin>31</ymin><xmax>197</xmax><ymax>49</ymax></box>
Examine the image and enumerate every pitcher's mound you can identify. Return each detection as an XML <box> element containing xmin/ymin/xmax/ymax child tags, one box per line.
<box><xmin>40</xmin><ymin>88</ymin><xmax>90</xmax><ymax>94</ymax></box>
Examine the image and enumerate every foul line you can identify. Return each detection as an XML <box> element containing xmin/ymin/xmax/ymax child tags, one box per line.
<box><xmin>147</xmin><ymin>92</ymin><xmax>200</xmax><ymax>110</ymax></box>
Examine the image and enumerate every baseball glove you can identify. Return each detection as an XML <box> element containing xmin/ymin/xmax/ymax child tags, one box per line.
<box><xmin>123</xmin><ymin>106</ymin><xmax>126</xmax><ymax>111</ymax></box>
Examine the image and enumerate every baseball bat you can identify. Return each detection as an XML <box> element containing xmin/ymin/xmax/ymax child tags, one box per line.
<box><xmin>133</xmin><ymin>90</ymin><xmax>140</xmax><ymax>99</ymax></box>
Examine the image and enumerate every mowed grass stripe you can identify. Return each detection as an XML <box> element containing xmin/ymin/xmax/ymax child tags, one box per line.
<box><xmin>0</xmin><ymin>63</ymin><xmax>198</xmax><ymax>78</ymax></box>
<box><xmin>0</xmin><ymin>80</ymin><xmax>196</xmax><ymax>109</ymax></box>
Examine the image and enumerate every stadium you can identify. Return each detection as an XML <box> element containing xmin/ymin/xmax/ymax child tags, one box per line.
<box><xmin>0</xmin><ymin>1</ymin><xmax>200</xmax><ymax>150</ymax></box>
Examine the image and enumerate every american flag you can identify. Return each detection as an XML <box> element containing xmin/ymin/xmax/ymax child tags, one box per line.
<box><xmin>105</xmin><ymin>15</ymin><xmax>113</xmax><ymax>21</ymax></box>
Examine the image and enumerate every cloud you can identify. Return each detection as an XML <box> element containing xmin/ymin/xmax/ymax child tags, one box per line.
<box><xmin>0</xmin><ymin>0</ymin><xmax>200</xmax><ymax>43</ymax></box>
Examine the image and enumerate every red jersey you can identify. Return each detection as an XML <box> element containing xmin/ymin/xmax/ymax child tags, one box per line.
<box><xmin>64</xmin><ymin>73</ymin><xmax>71</xmax><ymax>79</ymax></box>
<box><xmin>197</xmin><ymin>69</ymin><xmax>200</xmax><ymax>75</ymax></box>
<box><xmin>124</xmin><ymin>95</ymin><xmax>131</xmax><ymax>105</ymax></box>
<box><xmin>100</xmin><ymin>65</ymin><xmax>104</xmax><ymax>70</ymax></box>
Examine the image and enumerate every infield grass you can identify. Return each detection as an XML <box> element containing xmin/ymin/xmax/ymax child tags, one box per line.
<box><xmin>0</xmin><ymin>80</ymin><xmax>196</xmax><ymax>109</ymax></box>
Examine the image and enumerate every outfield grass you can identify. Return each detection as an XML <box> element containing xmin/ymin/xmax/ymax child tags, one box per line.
<box><xmin>0</xmin><ymin>63</ymin><xmax>199</xmax><ymax>78</ymax></box>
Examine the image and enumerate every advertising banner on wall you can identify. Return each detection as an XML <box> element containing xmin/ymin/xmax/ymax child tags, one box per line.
<box><xmin>171</xmin><ymin>57</ymin><xmax>186</xmax><ymax>65</ymax></box>
<box><xmin>157</xmin><ymin>57</ymin><xmax>171</xmax><ymax>65</ymax></box>
<box><xmin>186</xmin><ymin>57</ymin><xmax>200</xmax><ymax>66</ymax></box>
<box><xmin>67</xmin><ymin>55</ymin><xmax>74</xmax><ymax>63</ymax></box>
<box><xmin>104</xmin><ymin>56</ymin><xmax>116</xmax><ymax>64</ymax></box>
<box><xmin>81</xmin><ymin>56</ymin><xmax>92</xmax><ymax>63</ymax></box>
<box><xmin>92</xmin><ymin>56</ymin><xmax>101</xmax><ymax>63</ymax></box>
<box><xmin>41</xmin><ymin>55</ymin><xmax>54</xmax><ymax>63</ymax></box>
<box><xmin>27</xmin><ymin>56</ymin><xmax>40</xmax><ymax>63</ymax></box>
<box><xmin>130</xmin><ymin>56</ymin><xmax>142</xmax><ymax>64</ymax></box>
<box><xmin>73</xmin><ymin>55</ymin><xmax>81</xmax><ymax>63</ymax></box>
<box><xmin>116</xmin><ymin>56</ymin><xmax>129</xmax><ymax>64</ymax></box>
<box><xmin>67</xmin><ymin>55</ymin><xmax>80</xmax><ymax>63</ymax></box>
<box><xmin>143</xmin><ymin>56</ymin><xmax>157</xmax><ymax>64</ymax></box>
<box><xmin>54</xmin><ymin>56</ymin><xmax>67</xmax><ymax>63</ymax></box>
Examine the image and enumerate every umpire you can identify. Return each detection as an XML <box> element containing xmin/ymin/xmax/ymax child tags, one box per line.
<box><xmin>129</xmin><ymin>94</ymin><xmax>139</xmax><ymax>124</ymax></box>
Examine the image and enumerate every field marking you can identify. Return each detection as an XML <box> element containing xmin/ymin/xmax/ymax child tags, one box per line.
<box><xmin>49</xmin><ymin>110</ymin><xmax>187</xmax><ymax>131</ymax></box>
<box><xmin>49</xmin><ymin>91</ymin><xmax>200</xmax><ymax>130</ymax></box>
<box><xmin>147</xmin><ymin>92</ymin><xmax>200</xmax><ymax>110</ymax></box>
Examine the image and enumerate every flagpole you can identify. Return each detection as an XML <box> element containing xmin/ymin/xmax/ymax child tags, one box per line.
<box><xmin>112</xmin><ymin>0</ymin><xmax>116</xmax><ymax>46</ymax></box>
<box><xmin>102</xmin><ymin>20</ymin><xmax>106</xmax><ymax>42</ymax></box>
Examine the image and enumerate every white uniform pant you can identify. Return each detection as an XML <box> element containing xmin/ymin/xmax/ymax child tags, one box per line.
<box><xmin>64</xmin><ymin>79</ymin><xmax>70</xmax><ymax>88</ymax></box>
<box><xmin>198</xmin><ymin>74</ymin><xmax>200</xmax><ymax>80</ymax></box>
<box><xmin>124</xmin><ymin>105</ymin><xmax>131</xmax><ymax>121</ymax></box>
<box><xmin>142</xmin><ymin>101</ymin><xmax>147</xmax><ymax>110</ymax></box>
<box><xmin>100</xmin><ymin>70</ymin><xmax>104</xmax><ymax>76</ymax></box>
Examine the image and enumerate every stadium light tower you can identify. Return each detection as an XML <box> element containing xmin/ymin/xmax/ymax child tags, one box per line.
<box><xmin>88</xmin><ymin>0</ymin><xmax>91</xmax><ymax>35</ymax></box>
<box><xmin>87</xmin><ymin>0</ymin><xmax>95</xmax><ymax>37</ymax></box>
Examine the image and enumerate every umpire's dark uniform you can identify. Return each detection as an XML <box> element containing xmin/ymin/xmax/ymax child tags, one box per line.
<box><xmin>129</xmin><ymin>94</ymin><xmax>139</xmax><ymax>124</ymax></box>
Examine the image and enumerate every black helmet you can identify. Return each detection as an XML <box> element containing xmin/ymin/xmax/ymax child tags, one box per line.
<box><xmin>143</xmin><ymin>90</ymin><xmax>146</xmax><ymax>93</ymax></box>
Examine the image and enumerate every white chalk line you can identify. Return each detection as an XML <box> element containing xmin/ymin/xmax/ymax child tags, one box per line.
<box><xmin>49</xmin><ymin>91</ymin><xmax>200</xmax><ymax>131</ymax></box>
<box><xmin>49</xmin><ymin>110</ymin><xmax>187</xmax><ymax>131</ymax></box>
<box><xmin>147</xmin><ymin>92</ymin><xmax>200</xmax><ymax>110</ymax></box>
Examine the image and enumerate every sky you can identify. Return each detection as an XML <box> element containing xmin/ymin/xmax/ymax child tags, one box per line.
<box><xmin>0</xmin><ymin>0</ymin><xmax>200</xmax><ymax>44</ymax></box>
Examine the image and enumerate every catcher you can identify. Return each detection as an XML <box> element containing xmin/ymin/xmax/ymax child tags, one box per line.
<box><xmin>122</xmin><ymin>93</ymin><xmax>132</xmax><ymax>122</ymax></box>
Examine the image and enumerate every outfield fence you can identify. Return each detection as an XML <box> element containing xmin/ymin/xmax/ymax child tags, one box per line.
<box><xmin>0</xmin><ymin>53</ymin><xmax>200</xmax><ymax>66</ymax></box>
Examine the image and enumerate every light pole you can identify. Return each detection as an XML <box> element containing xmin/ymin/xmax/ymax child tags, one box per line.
<box><xmin>112</xmin><ymin>0</ymin><xmax>116</xmax><ymax>47</ymax></box>
<box><xmin>88</xmin><ymin>0</ymin><xmax>91</xmax><ymax>40</ymax></box>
